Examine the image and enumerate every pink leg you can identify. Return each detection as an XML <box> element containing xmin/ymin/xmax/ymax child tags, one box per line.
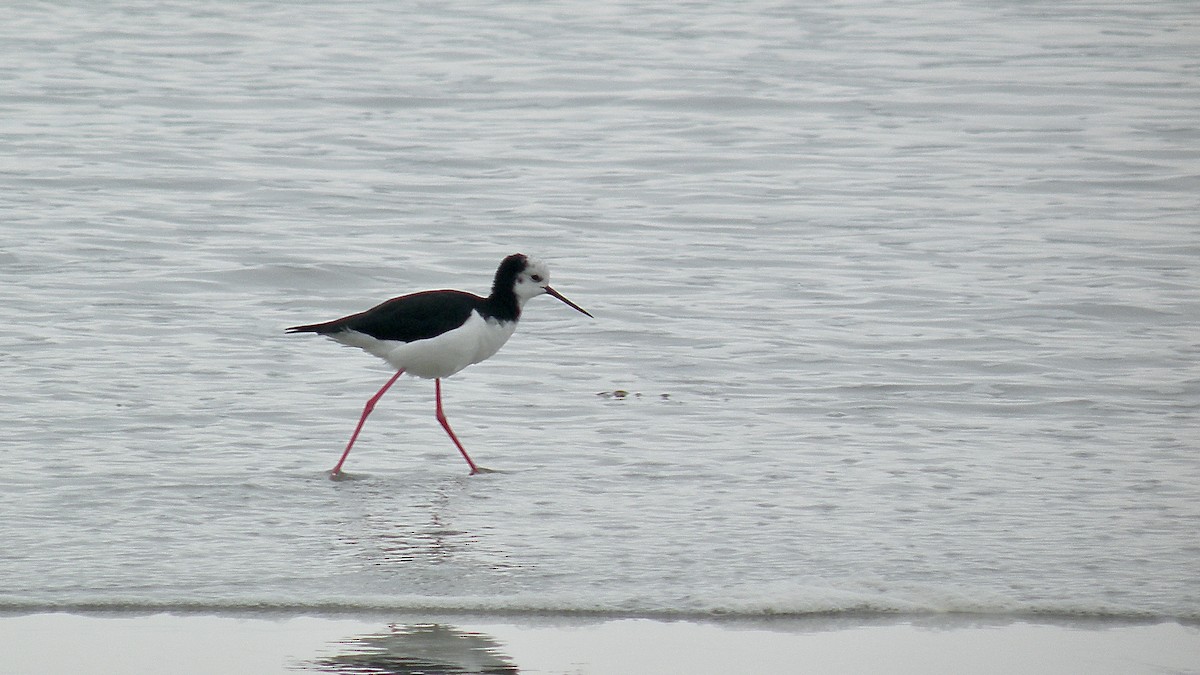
<box><xmin>435</xmin><ymin>378</ymin><xmax>481</xmax><ymax>474</ymax></box>
<box><xmin>330</xmin><ymin>369</ymin><xmax>404</xmax><ymax>477</ymax></box>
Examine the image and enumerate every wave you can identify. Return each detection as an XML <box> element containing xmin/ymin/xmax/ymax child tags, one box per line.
<box><xmin>1</xmin><ymin>592</ymin><xmax>1195</xmax><ymax>624</ymax></box>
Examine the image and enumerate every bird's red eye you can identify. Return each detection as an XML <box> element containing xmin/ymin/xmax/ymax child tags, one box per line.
<box><xmin>531</xmin><ymin>274</ymin><xmax>543</xmax><ymax>282</ymax></box>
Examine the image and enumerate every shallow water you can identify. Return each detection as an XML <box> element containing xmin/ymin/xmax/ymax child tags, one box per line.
<box><xmin>2</xmin><ymin>0</ymin><xmax>1198</xmax><ymax>622</ymax></box>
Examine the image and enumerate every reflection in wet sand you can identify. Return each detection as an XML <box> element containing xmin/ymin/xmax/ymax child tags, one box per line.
<box><xmin>304</xmin><ymin>623</ymin><xmax>518</xmax><ymax>674</ymax></box>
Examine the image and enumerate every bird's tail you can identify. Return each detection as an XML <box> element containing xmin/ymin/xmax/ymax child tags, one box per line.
<box><xmin>285</xmin><ymin>320</ymin><xmax>344</xmax><ymax>335</ymax></box>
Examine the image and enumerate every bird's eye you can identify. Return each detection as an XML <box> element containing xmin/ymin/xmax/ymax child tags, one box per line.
<box><xmin>531</xmin><ymin>274</ymin><xmax>543</xmax><ymax>282</ymax></box>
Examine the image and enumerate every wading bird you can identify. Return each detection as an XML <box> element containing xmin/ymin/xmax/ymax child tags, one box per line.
<box><xmin>287</xmin><ymin>254</ymin><xmax>592</xmax><ymax>477</ymax></box>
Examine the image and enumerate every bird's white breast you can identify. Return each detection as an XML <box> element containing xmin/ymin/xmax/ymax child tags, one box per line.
<box><xmin>332</xmin><ymin>311</ymin><xmax>516</xmax><ymax>379</ymax></box>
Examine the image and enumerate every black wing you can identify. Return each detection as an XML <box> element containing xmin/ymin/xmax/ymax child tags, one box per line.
<box><xmin>287</xmin><ymin>290</ymin><xmax>481</xmax><ymax>343</ymax></box>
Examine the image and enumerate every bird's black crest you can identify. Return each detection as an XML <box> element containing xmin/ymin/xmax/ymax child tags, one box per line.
<box><xmin>491</xmin><ymin>253</ymin><xmax>528</xmax><ymax>296</ymax></box>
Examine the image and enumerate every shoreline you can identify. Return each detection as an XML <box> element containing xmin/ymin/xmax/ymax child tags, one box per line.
<box><xmin>3</xmin><ymin>611</ymin><xmax>1198</xmax><ymax>674</ymax></box>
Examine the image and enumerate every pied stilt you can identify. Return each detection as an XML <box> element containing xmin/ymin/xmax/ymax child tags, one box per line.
<box><xmin>287</xmin><ymin>253</ymin><xmax>592</xmax><ymax>477</ymax></box>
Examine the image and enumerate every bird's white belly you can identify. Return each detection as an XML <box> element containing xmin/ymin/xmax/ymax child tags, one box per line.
<box><xmin>333</xmin><ymin>311</ymin><xmax>516</xmax><ymax>379</ymax></box>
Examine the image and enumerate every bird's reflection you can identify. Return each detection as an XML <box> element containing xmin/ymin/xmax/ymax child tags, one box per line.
<box><xmin>337</xmin><ymin>482</ymin><xmax>473</xmax><ymax>566</ymax></box>
<box><xmin>304</xmin><ymin>623</ymin><xmax>518</xmax><ymax>674</ymax></box>
<box><xmin>336</xmin><ymin>479</ymin><xmax>524</xmax><ymax>573</ymax></box>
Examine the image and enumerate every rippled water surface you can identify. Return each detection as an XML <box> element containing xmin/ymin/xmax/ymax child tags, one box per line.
<box><xmin>2</xmin><ymin>1</ymin><xmax>1198</xmax><ymax>621</ymax></box>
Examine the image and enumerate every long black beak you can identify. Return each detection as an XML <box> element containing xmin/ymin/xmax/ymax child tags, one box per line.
<box><xmin>545</xmin><ymin>286</ymin><xmax>594</xmax><ymax>318</ymax></box>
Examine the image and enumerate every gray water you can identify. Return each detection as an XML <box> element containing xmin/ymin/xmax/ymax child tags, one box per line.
<box><xmin>2</xmin><ymin>0</ymin><xmax>1198</xmax><ymax>622</ymax></box>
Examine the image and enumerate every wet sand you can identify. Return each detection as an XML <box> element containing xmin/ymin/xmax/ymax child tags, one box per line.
<box><xmin>2</xmin><ymin>612</ymin><xmax>1197</xmax><ymax>674</ymax></box>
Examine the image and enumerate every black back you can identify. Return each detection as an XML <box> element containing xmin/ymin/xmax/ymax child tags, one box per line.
<box><xmin>286</xmin><ymin>290</ymin><xmax>483</xmax><ymax>342</ymax></box>
<box><xmin>287</xmin><ymin>254</ymin><xmax>531</xmax><ymax>343</ymax></box>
